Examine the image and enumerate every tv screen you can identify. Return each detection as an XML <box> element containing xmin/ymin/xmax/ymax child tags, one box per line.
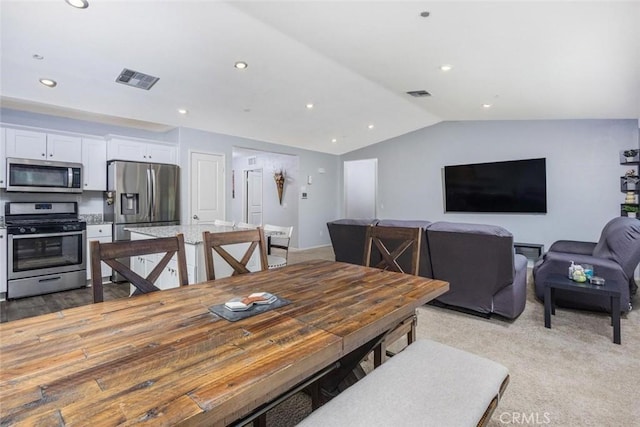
<box><xmin>444</xmin><ymin>158</ymin><xmax>547</xmax><ymax>213</ymax></box>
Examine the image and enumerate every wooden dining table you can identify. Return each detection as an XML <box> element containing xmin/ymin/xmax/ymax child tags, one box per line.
<box><xmin>0</xmin><ymin>260</ymin><xmax>449</xmax><ymax>426</ymax></box>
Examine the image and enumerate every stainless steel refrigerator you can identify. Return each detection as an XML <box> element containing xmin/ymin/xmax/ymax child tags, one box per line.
<box><xmin>104</xmin><ymin>160</ymin><xmax>180</xmax><ymax>281</ymax></box>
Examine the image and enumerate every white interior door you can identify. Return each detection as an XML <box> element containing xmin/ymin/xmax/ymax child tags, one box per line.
<box><xmin>344</xmin><ymin>158</ymin><xmax>377</xmax><ymax>218</ymax></box>
<box><xmin>190</xmin><ymin>151</ymin><xmax>225</xmax><ymax>224</ymax></box>
<box><xmin>245</xmin><ymin>169</ymin><xmax>263</xmax><ymax>225</ymax></box>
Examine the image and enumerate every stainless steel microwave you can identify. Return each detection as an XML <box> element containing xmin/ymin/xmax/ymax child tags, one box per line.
<box><xmin>6</xmin><ymin>157</ymin><xmax>83</xmax><ymax>193</ymax></box>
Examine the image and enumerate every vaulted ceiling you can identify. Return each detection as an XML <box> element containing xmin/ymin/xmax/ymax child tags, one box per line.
<box><xmin>1</xmin><ymin>1</ymin><xmax>638</xmax><ymax>154</ymax></box>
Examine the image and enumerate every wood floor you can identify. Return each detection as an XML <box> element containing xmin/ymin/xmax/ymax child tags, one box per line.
<box><xmin>0</xmin><ymin>245</ymin><xmax>334</xmax><ymax>324</ymax></box>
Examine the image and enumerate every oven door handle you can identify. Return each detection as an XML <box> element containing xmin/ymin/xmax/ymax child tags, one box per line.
<box><xmin>9</xmin><ymin>230</ymin><xmax>85</xmax><ymax>239</ymax></box>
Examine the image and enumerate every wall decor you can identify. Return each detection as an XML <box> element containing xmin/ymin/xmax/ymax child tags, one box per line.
<box><xmin>274</xmin><ymin>169</ymin><xmax>285</xmax><ymax>205</ymax></box>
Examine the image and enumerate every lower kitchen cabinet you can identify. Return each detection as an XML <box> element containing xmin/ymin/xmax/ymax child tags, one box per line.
<box><xmin>130</xmin><ymin>232</ymin><xmax>196</xmax><ymax>290</ymax></box>
<box><xmin>86</xmin><ymin>224</ymin><xmax>113</xmax><ymax>281</ymax></box>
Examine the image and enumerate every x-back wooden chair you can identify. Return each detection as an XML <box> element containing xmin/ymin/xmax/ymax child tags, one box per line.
<box><xmin>363</xmin><ymin>225</ymin><xmax>422</xmax><ymax>367</ymax></box>
<box><xmin>202</xmin><ymin>227</ymin><xmax>269</xmax><ymax>280</ymax></box>
<box><xmin>91</xmin><ymin>233</ymin><xmax>189</xmax><ymax>303</ymax></box>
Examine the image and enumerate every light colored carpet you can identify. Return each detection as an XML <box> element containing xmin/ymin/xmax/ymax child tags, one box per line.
<box><xmin>267</xmin><ymin>249</ymin><xmax>640</xmax><ymax>426</ymax></box>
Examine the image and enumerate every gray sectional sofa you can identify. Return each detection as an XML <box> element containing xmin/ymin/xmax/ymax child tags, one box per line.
<box><xmin>327</xmin><ymin>219</ymin><xmax>528</xmax><ymax>319</ymax></box>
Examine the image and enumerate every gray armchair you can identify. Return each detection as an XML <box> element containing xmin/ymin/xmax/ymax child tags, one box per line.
<box><xmin>533</xmin><ymin>217</ymin><xmax>640</xmax><ymax>313</ymax></box>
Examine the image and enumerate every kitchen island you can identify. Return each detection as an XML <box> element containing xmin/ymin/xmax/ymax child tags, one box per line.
<box><xmin>126</xmin><ymin>224</ymin><xmax>262</xmax><ymax>288</ymax></box>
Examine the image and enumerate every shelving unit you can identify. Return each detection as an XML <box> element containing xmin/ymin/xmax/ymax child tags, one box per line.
<box><xmin>620</xmin><ymin>149</ymin><xmax>639</xmax><ymax>218</ymax></box>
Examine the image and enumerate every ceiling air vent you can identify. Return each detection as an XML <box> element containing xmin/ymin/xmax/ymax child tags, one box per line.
<box><xmin>116</xmin><ymin>68</ymin><xmax>159</xmax><ymax>90</ymax></box>
<box><xmin>406</xmin><ymin>90</ymin><xmax>431</xmax><ymax>97</ymax></box>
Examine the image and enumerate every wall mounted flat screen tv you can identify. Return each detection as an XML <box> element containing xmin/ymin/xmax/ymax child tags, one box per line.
<box><xmin>444</xmin><ymin>158</ymin><xmax>547</xmax><ymax>213</ymax></box>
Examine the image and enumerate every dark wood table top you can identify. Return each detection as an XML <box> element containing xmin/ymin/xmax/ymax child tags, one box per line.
<box><xmin>0</xmin><ymin>260</ymin><xmax>449</xmax><ymax>426</ymax></box>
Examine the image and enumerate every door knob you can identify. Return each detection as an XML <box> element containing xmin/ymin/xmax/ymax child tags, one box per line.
<box><xmin>193</xmin><ymin>215</ymin><xmax>199</xmax><ymax>220</ymax></box>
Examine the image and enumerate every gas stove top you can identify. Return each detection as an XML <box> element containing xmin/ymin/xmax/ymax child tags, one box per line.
<box><xmin>4</xmin><ymin>202</ymin><xmax>85</xmax><ymax>233</ymax></box>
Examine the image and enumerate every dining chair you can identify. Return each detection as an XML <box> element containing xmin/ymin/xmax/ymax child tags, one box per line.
<box><xmin>363</xmin><ymin>225</ymin><xmax>422</xmax><ymax>367</ymax></box>
<box><xmin>263</xmin><ymin>224</ymin><xmax>293</xmax><ymax>269</ymax></box>
<box><xmin>91</xmin><ymin>233</ymin><xmax>189</xmax><ymax>303</ymax></box>
<box><xmin>213</xmin><ymin>219</ymin><xmax>235</xmax><ymax>227</ymax></box>
<box><xmin>202</xmin><ymin>227</ymin><xmax>269</xmax><ymax>280</ymax></box>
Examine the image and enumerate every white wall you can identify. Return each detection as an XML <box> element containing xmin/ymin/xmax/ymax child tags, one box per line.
<box><xmin>341</xmin><ymin>119</ymin><xmax>639</xmax><ymax>252</ymax></box>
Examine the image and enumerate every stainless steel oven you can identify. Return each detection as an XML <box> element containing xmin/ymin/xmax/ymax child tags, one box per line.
<box><xmin>5</xmin><ymin>202</ymin><xmax>87</xmax><ymax>299</ymax></box>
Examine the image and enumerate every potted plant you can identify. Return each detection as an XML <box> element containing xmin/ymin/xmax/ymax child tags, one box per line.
<box><xmin>623</xmin><ymin>173</ymin><xmax>640</xmax><ymax>190</ymax></box>
<box><xmin>623</xmin><ymin>149</ymin><xmax>639</xmax><ymax>162</ymax></box>
<box><xmin>622</xmin><ymin>205</ymin><xmax>639</xmax><ymax>218</ymax></box>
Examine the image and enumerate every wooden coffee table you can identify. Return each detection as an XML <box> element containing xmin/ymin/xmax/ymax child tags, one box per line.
<box><xmin>544</xmin><ymin>274</ymin><xmax>621</xmax><ymax>344</ymax></box>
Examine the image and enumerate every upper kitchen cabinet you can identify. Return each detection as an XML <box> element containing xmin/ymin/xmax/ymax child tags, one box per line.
<box><xmin>107</xmin><ymin>137</ymin><xmax>177</xmax><ymax>164</ymax></box>
<box><xmin>0</xmin><ymin>127</ymin><xmax>6</xmax><ymax>188</ymax></box>
<box><xmin>81</xmin><ymin>138</ymin><xmax>107</xmax><ymax>191</ymax></box>
<box><xmin>5</xmin><ymin>129</ymin><xmax>82</xmax><ymax>163</ymax></box>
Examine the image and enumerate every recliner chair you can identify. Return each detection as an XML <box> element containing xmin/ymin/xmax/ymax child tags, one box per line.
<box><xmin>533</xmin><ymin>217</ymin><xmax>640</xmax><ymax>313</ymax></box>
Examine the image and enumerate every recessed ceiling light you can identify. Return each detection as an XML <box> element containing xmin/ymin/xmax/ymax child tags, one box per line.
<box><xmin>234</xmin><ymin>61</ymin><xmax>248</xmax><ymax>69</ymax></box>
<box><xmin>39</xmin><ymin>78</ymin><xmax>57</xmax><ymax>88</ymax></box>
<box><xmin>306</xmin><ymin>103</ymin><xmax>314</xmax><ymax>109</ymax></box>
<box><xmin>440</xmin><ymin>64</ymin><xmax>453</xmax><ymax>72</ymax></box>
<box><xmin>178</xmin><ymin>109</ymin><xmax>188</xmax><ymax>115</ymax></box>
<box><xmin>32</xmin><ymin>54</ymin><xmax>44</xmax><ymax>60</ymax></box>
<box><xmin>368</xmin><ymin>124</ymin><xmax>375</xmax><ymax>129</ymax></box>
<box><xmin>331</xmin><ymin>138</ymin><xmax>337</xmax><ymax>143</ymax></box>
<box><xmin>65</xmin><ymin>0</ymin><xmax>89</xmax><ymax>9</ymax></box>
<box><xmin>482</xmin><ymin>103</ymin><xmax>492</xmax><ymax>109</ymax></box>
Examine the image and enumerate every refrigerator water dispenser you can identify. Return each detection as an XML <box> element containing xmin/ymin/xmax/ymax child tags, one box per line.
<box><xmin>121</xmin><ymin>193</ymin><xmax>139</xmax><ymax>215</ymax></box>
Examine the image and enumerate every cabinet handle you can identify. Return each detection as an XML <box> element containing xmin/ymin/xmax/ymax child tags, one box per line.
<box><xmin>42</xmin><ymin>153</ymin><xmax>46</xmax><ymax>157</ymax></box>
<box><xmin>49</xmin><ymin>153</ymin><xmax>53</xmax><ymax>157</ymax></box>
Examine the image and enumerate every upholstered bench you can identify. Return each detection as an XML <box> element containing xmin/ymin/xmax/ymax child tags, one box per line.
<box><xmin>297</xmin><ymin>339</ymin><xmax>509</xmax><ymax>427</ymax></box>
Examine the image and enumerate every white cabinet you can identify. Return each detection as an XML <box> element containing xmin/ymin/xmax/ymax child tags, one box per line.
<box><xmin>86</xmin><ymin>224</ymin><xmax>113</xmax><ymax>281</ymax></box>
<box><xmin>81</xmin><ymin>138</ymin><xmax>107</xmax><ymax>191</ymax></box>
<box><xmin>0</xmin><ymin>127</ymin><xmax>6</xmax><ymax>188</ymax></box>
<box><xmin>0</xmin><ymin>228</ymin><xmax>7</xmax><ymax>295</ymax></box>
<box><xmin>5</xmin><ymin>129</ymin><xmax>82</xmax><ymax>163</ymax></box>
<box><xmin>107</xmin><ymin>138</ymin><xmax>177</xmax><ymax>164</ymax></box>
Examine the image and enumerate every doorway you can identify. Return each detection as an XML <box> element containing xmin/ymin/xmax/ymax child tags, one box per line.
<box><xmin>244</xmin><ymin>169</ymin><xmax>263</xmax><ymax>225</ymax></box>
<box><xmin>344</xmin><ymin>158</ymin><xmax>377</xmax><ymax>218</ymax></box>
<box><xmin>189</xmin><ymin>151</ymin><xmax>225</xmax><ymax>224</ymax></box>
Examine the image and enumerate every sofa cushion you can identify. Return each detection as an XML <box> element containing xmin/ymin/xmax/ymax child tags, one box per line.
<box><xmin>327</xmin><ymin>219</ymin><xmax>378</xmax><ymax>265</ymax></box>
<box><xmin>592</xmin><ymin>217</ymin><xmax>640</xmax><ymax>278</ymax></box>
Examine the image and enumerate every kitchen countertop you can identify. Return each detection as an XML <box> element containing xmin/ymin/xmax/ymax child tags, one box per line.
<box><xmin>126</xmin><ymin>224</ymin><xmax>235</xmax><ymax>245</ymax></box>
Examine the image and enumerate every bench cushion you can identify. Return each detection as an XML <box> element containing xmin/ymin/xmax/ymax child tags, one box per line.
<box><xmin>298</xmin><ymin>339</ymin><xmax>509</xmax><ymax>427</ymax></box>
